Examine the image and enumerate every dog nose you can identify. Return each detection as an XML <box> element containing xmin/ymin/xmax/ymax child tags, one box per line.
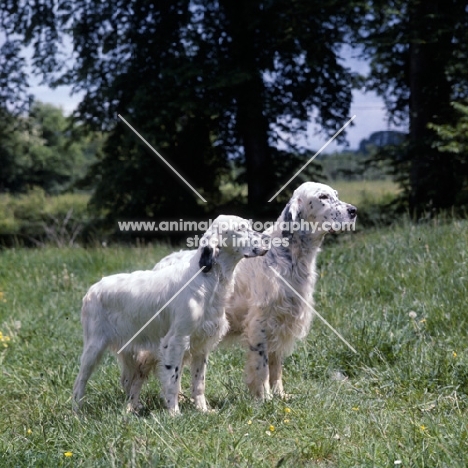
<box><xmin>347</xmin><ymin>205</ymin><xmax>357</xmax><ymax>218</ymax></box>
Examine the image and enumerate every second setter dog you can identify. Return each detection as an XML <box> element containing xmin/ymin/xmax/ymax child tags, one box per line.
<box><xmin>225</xmin><ymin>182</ymin><xmax>357</xmax><ymax>399</ymax></box>
<box><xmin>73</xmin><ymin>215</ymin><xmax>268</xmax><ymax>414</ymax></box>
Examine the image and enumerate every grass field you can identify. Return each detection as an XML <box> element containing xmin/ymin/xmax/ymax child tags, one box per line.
<box><xmin>331</xmin><ymin>179</ymin><xmax>400</xmax><ymax>207</ymax></box>
<box><xmin>1</xmin><ymin>218</ymin><xmax>467</xmax><ymax>467</ymax></box>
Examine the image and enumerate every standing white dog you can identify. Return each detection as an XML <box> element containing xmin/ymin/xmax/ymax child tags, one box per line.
<box><xmin>225</xmin><ymin>182</ymin><xmax>357</xmax><ymax>399</ymax></box>
<box><xmin>73</xmin><ymin>215</ymin><xmax>269</xmax><ymax>414</ymax></box>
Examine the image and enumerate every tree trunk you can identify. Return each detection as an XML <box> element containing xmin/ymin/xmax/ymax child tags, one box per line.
<box><xmin>237</xmin><ymin>77</ymin><xmax>272</xmax><ymax>209</ymax></box>
<box><xmin>219</xmin><ymin>0</ymin><xmax>273</xmax><ymax>210</ymax></box>
<box><xmin>408</xmin><ymin>0</ymin><xmax>457</xmax><ymax>215</ymax></box>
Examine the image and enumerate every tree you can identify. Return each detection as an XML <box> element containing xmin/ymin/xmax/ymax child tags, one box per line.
<box><xmin>0</xmin><ymin>37</ymin><xmax>31</xmax><ymax>115</ymax></box>
<box><xmin>197</xmin><ymin>0</ymin><xmax>355</xmax><ymax>208</ymax></box>
<box><xmin>0</xmin><ymin>101</ymin><xmax>102</xmax><ymax>193</ymax></box>
<box><xmin>358</xmin><ymin>131</ymin><xmax>406</xmax><ymax>155</ymax></box>
<box><xmin>357</xmin><ymin>0</ymin><xmax>468</xmax><ymax>214</ymax></box>
<box><xmin>0</xmin><ymin>0</ymin><xmax>356</xmax><ymax>221</ymax></box>
<box><xmin>0</xmin><ymin>16</ymin><xmax>33</xmax><ymax>172</ymax></box>
<box><xmin>429</xmin><ymin>102</ymin><xmax>468</xmax><ymax>207</ymax></box>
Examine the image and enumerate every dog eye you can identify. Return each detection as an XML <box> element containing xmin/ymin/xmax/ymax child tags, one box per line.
<box><xmin>318</xmin><ymin>194</ymin><xmax>329</xmax><ymax>200</ymax></box>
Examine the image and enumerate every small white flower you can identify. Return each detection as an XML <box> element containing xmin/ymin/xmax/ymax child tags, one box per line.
<box><xmin>409</xmin><ymin>311</ymin><xmax>417</xmax><ymax>319</ymax></box>
<box><xmin>394</xmin><ymin>461</ymin><xmax>402</xmax><ymax>465</ymax></box>
<box><xmin>330</xmin><ymin>370</ymin><xmax>347</xmax><ymax>381</ymax></box>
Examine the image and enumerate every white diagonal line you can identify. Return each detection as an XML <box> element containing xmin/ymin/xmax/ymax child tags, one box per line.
<box><xmin>118</xmin><ymin>114</ymin><xmax>207</xmax><ymax>203</ymax></box>
<box><xmin>268</xmin><ymin>115</ymin><xmax>356</xmax><ymax>202</ymax></box>
<box><xmin>268</xmin><ymin>265</ymin><xmax>357</xmax><ymax>354</ymax></box>
<box><xmin>117</xmin><ymin>266</ymin><xmax>206</xmax><ymax>354</ymax></box>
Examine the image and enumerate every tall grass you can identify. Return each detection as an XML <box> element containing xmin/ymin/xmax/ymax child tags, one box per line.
<box><xmin>1</xmin><ymin>220</ymin><xmax>467</xmax><ymax>466</ymax></box>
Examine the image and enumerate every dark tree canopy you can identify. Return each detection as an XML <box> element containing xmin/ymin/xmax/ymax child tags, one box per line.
<box><xmin>0</xmin><ymin>0</ymin><xmax>355</xmax><ymax>221</ymax></box>
<box><xmin>3</xmin><ymin>0</ymin><xmax>467</xmax><ymax>219</ymax></box>
<box><xmin>357</xmin><ymin>0</ymin><xmax>468</xmax><ymax>214</ymax></box>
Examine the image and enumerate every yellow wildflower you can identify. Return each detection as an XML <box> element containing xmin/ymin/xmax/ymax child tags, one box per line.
<box><xmin>27</xmin><ymin>429</ymin><xmax>32</xmax><ymax>435</ymax></box>
<box><xmin>352</xmin><ymin>407</ymin><xmax>359</xmax><ymax>411</ymax></box>
<box><xmin>453</xmin><ymin>352</ymin><xmax>457</xmax><ymax>358</ymax></box>
<box><xmin>269</xmin><ymin>425</ymin><xmax>275</xmax><ymax>432</ymax></box>
<box><xmin>64</xmin><ymin>452</ymin><xmax>73</xmax><ymax>457</ymax></box>
<box><xmin>284</xmin><ymin>407</ymin><xmax>291</xmax><ymax>413</ymax></box>
<box><xmin>284</xmin><ymin>419</ymin><xmax>290</xmax><ymax>424</ymax></box>
<box><xmin>0</xmin><ymin>332</ymin><xmax>11</xmax><ymax>346</ymax></box>
<box><xmin>247</xmin><ymin>420</ymin><xmax>252</xmax><ymax>425</ymax></box>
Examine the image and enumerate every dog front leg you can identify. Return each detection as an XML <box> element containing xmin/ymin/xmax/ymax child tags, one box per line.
<box><xmin>269</xmin><ymin>351</ymin><xmax>284</xmax><ymax>396</ymax></box>
<box><xmin>191</xmin><ymin>353</ymin><xmax>209</xmax><ymax>411</ymax></box>
<box><xmin>159</xmin><ymin>335</ymin><xmax>189</xmax><ymax>415</ymax></box>
<box><xmin>244</xmin><ymin>317</ymin><xmax>270</xmax><ymax>400</ymax></box>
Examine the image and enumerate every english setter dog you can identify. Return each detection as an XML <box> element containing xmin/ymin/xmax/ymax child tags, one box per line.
<box><xmin>225</xmin><ymin>182</ymin><xmax>357</xmax><ymax>399</ymax></box>
<box><xmin>73</xmin><ymin>215</ymin><xmax>269</xmax><ymax>414</ymax></box>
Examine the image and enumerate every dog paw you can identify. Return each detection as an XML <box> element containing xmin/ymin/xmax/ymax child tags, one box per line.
<box><xmin>126</xmin><ymin>402</ymin><xmax>144</xmax><ymax>415</ymax></box>
<box><xmin>192</xmin><ymin>396</ymin><xmax>209</xmax><ymax>412</ymax></box>
<box><xmin>167</xmin><ymin>406</ymin><xmax>181</xmax><ymax>417</ymax></box>
<box><xmin>72</xmin><ymin>398</ymin><xmax>83</xmax><ymax>414</ymax></box>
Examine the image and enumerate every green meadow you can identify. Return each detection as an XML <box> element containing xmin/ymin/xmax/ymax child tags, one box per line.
<box><xmin>1</xmin><ymin>214</ymin><xmax>467</xmax><ymax>466</ymax></box>
<box><xmin>331</xmin><ymin>179</ymin><xmax>400</xmax><ymax>207</ymax></box>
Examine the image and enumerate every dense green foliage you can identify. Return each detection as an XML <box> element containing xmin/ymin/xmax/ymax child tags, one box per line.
<box><xmin>0</xmin><ymin>102</ymin><xmax>103</xmax><ymax>194</ymax></box>
<box><xmin>430</xmin><ymin>102</ymin><xmax>468</xmax><ymax>156</ymax></box>
<box><xmin>1</xmin><ymin>1</ymin><xmax>468</xmax><ymax>220</ymax></box>
<box><xmin>357</xmin><ymin>0</ymin><xmax>468</xmax><ymax>214</ymax></box>
<box><xmin>1</xmin><ymin>0</ymin><xmax>356</xmax><ymax>219</ymax></box>
<box><xmin>429</xmin><ymin>102</ymin><xmax>468</xmax><ymax>205</ymax></box>
<box><xmin>0</xmin><ymin>190</ymin><xmax>91</xmax><ymax>247</ymax></box>
<box><xmin>1</xmin><ymin>221</ymin><xmax>467</xmax><ymax>466</ymax></box>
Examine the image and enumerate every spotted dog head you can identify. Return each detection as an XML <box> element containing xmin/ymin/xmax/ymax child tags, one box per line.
<box><xmin>281</xmin><ymin>182</ymin><xmax>357</xmax><ymax>236</ymax></box>
<box><xmin>199</xmin><ymin>215</ymin><xmax>269</xmax><ymax>272</ymax></box>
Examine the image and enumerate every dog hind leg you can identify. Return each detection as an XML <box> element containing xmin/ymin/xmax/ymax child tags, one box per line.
<box><xmin>119</xmin><ymin>350</ymin><xmax>154</xmax><ymax>413</ymax></box>
<box><xmin>118</xmin><ymin>351</ymin><xmax>137</xmax><ymax>396</ymax></box>
<box><xmin>73</xmin><ymin>340</ymin><xmax>107</xmax><ymax>410</ymax></box>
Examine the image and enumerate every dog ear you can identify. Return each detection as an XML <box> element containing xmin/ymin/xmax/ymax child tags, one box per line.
<box><xmin>199</xmin><ymin>243</ymin><xmax>220</xmax><ymax>272</ymax></box>
<box><xmin>288</xmin><ymin>197</ymin><xmax>302</xmax><ymax>221</ymax></box>
<box><xmin>282</xmin><ymin>197</ymin><xmax>302</xmax><ymax>238</ymax></box>
<box><xmin>199</xmin><ymin>246</ymin><xmax>214</xmax><ymax>272</ymax></box>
